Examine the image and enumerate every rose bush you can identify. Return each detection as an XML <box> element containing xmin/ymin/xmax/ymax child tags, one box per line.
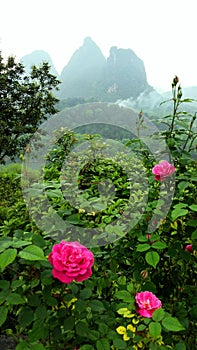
<box><xmin>48</xmin><ymin>241</ymin><xmax>94</xmax><ymax>283</ymax></box>
<box><xmin>0</xmin><ymin>78</ymin><xmax>196</xmax><ymax>349</ymax></box>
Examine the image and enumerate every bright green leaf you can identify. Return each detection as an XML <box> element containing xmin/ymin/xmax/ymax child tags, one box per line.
<box><xmin>189</xmin><ymin>204</ymin><xmax>197</xmax><ymax>212</ymax></box>
<box><xmin>152</xmin><ymin>241</ymin><xmax>167</xmax><ymax>250</ymax></box>
<box><xmin>19</xmin><ymin>245</ymin><xmax>46</xmax><ymax>261</ymax></box>
<box><xmin>136</xmin><ymin>243</ymin><xmax>151</xmax><ymax>252</ymax></box>
<box><xmin>171</xmin><ymin>208</ymin><xmax>188</xmax><ymax>221</ymax></box>
<box><xmin>162</xmin><ymin>316</ymin><xmax>185</xmax><ymax>331</ymax></box>
<box><xmin>145</xmin><ymin>251</ymin><xmax>160</xmax><ymax>268</ymax></box>
<box><xmin>152</xmin><ymin>308</ymin><xmax>165</xmax><ymax>322</ymax></box>
<box><xmin>115</xmin><ymin>290</ymin><xmax>132</xmax><ymax>302</ymax></box>
<box><xmin>0</xmin><ymin>248</ymin><xmax>17</xmax><ymax>272</ymax></box>
<box><xmin>149</xmin><ymin>321</ymin><xmax>161</xmax><ymax>338</ymax></box>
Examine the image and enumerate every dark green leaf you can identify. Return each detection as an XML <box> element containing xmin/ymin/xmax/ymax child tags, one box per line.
<box><xmin>0</xmin><ymin>305</ymin><xmax>8</xmax><ymax>327</ymax></box>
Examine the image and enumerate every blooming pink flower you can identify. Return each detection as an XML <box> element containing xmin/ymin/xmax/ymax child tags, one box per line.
<box><xmin>48</xmin><ymin>241</ymin><xmax>94</xmax><ymax>284</ymax></box>
<box><xmin>135</xmin><ymin>291</ymin><xmax>162</xmax><ymax>318</ymax></box>
<box><xmin>185</xmin><ymin>244</ymin><xmax>193</xmax><ymax>253</ymax></box>
<box><xmin>152</xmin><ymin>161</ymin><xmax>175</xmax><ymax>181</ymax></box>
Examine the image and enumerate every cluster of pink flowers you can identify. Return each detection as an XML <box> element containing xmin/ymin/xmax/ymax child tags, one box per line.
<box><xmin>48</xmin><ymin>241</ymin><xmax>94</xmax><ymax>284</ymax></box>
<box><xmin>152</xmin><ymin>160</ymin><xmax>175</xmax><ymax>181</ymax></box>
<box><xmin>135</xmin><ymin>291</ymin><xmax>162</xmax><ymax>318</ymax></box>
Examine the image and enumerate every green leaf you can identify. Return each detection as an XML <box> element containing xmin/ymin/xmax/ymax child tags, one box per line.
<box><xmin>19</xmin><ymin>245</ymin><xmax>46</xmax><ymax>261</ymax></box>
<box><xmin>30</xmin><ymin>344</ymin><xmax>46</xmax><ymax>350</ymax></box>
<box><xmin>145</xmin><ymin>251</ymin><xmax>160</xmax><ymax>268</ymax></box>
<box><xmin>64</xmin><ymin>316</ymin><xmax>75</xmax><ymax>331</ymax></box>
<box><xmin>136</xmin><ymin>243</ymin><xmax>151</xmax><ymax>252</ymax></box>
<box><xmin>80</xmin><ymin>346</ymin><xmax>94</xmax><ymax>350</ymax></box>
<box><xmin>149</xmin><ymin>321</ymin><xmax>161</xmax><ymax>338</ymax></box>
<box><xmin>6</xmin><ymin>293</ymin><xmax>25</xmax><ymax>305</ymax></box>
<box><xmin>113</xmin><ymin>338</ymin><xmax>127</xmax><ymax>349</ymax></box>
<box><xmin>162</xmin><ymin>316</ymin><xmax>185</xmax><ymax>331</ymax></box>
<box><xmin>189</xmin><ymin>204</ymin><xmax>197</xmax><ymax>212</ymax></box>
<box><xmin>96</xmin><ymin>339</ymin><xmax>110</xmax><ymax>350</ymax></box>
<box><xmin>115</xmin><ymin>290</ymin><xmax>132</xmax><ymax>302</ymax></box>
<box><xmin>76</xmin><ymin>320</ymin><xmax>89</xmax><ymax>337</ymax></box>
<box><xmin>16</xmin><ymin>341</ymin><xmax>31</xmax><ymax>350</ymax></box>
<box><xmin>89</xmin><ymin>299</ymin><xmax>106</xmax><ymax>312</ymax></box>
<box><xmin>174</xmin><ymin>343</ymin><xmax>186</xmax><ymax>350</ymax></box>
<box><xmin>0</xmin><ymin>248</ymin><xmax>17</xmax><ymax>272</ymax></box>
<box><xmin>0</xmin><ymin>237</ymin><xmax>12</xmax><ymax>252</ymax></box>
<box><xmin>152</xmin><ymin>241</ymin><xmax>167</xmax><ymax>250</ymax></box>
<box><xmin>191</xmin><ymin>230</ymin><xmax>197</xmax><ymax>239</ymax></box>
<box><xmin>18</xmin><ymin>307</ymin><xmax>34</xmax><ymax>327</ymax></box>
<box><xmin>152</xmin><ymin>308</ymin><xmax>165</xmax><ymax>322</ymax></box>
<box><xmin>0</xmin><ymin>305</ymin><xmax>8</xmax><ymax>327</ymax></box>
<box><xmin>171</xmin><ymin>208</ymin><xmax>188</xmax><ymax>221</ymax></box>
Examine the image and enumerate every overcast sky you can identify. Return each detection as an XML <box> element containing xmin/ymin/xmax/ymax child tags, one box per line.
<box><xmin>1</xmin><ymin>0</ymin><xmax>197</xmax><ymax>91</ymax></box>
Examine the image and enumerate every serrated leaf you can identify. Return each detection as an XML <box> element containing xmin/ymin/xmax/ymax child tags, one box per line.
<box><xmin>0</xmin><ymin>248</ymin><xmax>17</xmax><ymax>272</ymax></box>
<box><xmin>0</xmin><ymin>305</ymin><xmax>8</xmax><ymax>327</ymax></box>
<box><xmin>19</xmin><ymin>245</ymin><xmax>46</xmax><ymax>261</ymax></box>
<box><xmin>162</xmin><ymin>316</ymin><xmax>185</xmax><ymax>331</ymax></box>
<box><xmin>149</xmin><ymin>321</ymin><xmax>161</xmax><ymax>338</ymax></box>
<box><xmin>145</xmin><ymin>251</ymin><xmax>160</xmax><ymax>268</ymax></box>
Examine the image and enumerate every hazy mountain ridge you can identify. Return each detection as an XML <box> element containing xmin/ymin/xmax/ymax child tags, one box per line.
<box><xmin>20</xmin><ymin>38</ymin><xmax>197</xmax><ymax>115</ymax></box>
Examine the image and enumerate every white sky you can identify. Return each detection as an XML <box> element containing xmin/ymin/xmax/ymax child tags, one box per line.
<box><xmin>1</xmin><ymin>0</ymin><xmax>197</xmax><ymax>91</ymax></box>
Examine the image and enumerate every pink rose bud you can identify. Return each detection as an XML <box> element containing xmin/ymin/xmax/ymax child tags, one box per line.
<box><xmin>152</xmin><ymin>160</ymin><xmax>175</xmax><ymax>181</ymax></box>
<box><xmin>48</xmin><ymin>241</ymin><xmax>94</xmax><ymax>284</ymax></box>
<box><xmin>185</xmin><ymin>244</ymin><xmax>193</xmax><ymax>253</ymax></box>
<box><xmin>135</xmin><ymin>291</ymin><xmax>162</xmax><ymax>318</ymax></box>
<box><xmin>146</xmin><ymin>234</ymin><xmax>151</xmax><ymax>239</ymax></box>
<box><xmin>141</xmin><ymin>270</ymin><xmax>148</xmax><ymax>279</ymax></box>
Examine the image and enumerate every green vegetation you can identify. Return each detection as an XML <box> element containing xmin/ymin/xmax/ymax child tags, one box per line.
<box><xmin>0</xmin><ymin>77</ymin><xmax>196</xmax><ymax>349</ymax></box>
<box><xmin>0</xmin><ymin>52</ymin><xmax>60</xmax><ymax>163</ymax></box>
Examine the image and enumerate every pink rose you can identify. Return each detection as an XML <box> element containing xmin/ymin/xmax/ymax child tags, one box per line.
<box><xmin>48</xmin><ymin>241</ymin><xmax>94</xmax><ymax>284</ymax></box>
<box><xmin>135</xmin><ymin>291</ymin><xmax>162</xmax><ymax>318</ymax></box>
<box><xmin>152</xmin><ymin>161</ymin><xmax>175</xmax><ymax>181</ymax></box>
<box><xmin>185</xmin><ymin>244</ymin><xmax>193</xmax><ymax>253</ymax></box>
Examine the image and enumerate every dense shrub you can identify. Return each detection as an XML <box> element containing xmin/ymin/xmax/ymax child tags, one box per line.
<box><xmin>0</xmin><ymin>78</ymin><xmax>196</xmax><ymax>349</ymax></box>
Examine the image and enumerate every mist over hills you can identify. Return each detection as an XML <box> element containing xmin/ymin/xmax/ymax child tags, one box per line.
<box><xmin>21</xmin><ymin>37</ymin><xmax>197</xmax><ymax>115</ymax></box>
<box><xmin>21</xmin><ymin>37</ymin><xmax>152</xmax><ymax>102</ymax></box>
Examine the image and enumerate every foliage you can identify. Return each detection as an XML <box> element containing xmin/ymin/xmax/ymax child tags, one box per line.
<box><xmin>0</xmin><ymin>77</ymin><xmax>196</xmax><ymax>349</ymax></box>
<box><xmin>0</xmin><ymin>52</ymin><xmax>60</xmax><ymax>163</ymax></box>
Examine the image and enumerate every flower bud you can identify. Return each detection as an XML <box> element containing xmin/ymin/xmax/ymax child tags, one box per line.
<box><xmin>172</xmin><ymin>75</ymin><xmax>179</xmax><ymax>87</ymax></box>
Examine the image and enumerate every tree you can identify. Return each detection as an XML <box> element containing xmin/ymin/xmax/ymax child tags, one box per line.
<box><xmin>0</xmin><ymin>52</ymin><xmax>60</xmax><ymax>163</ymax></box>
